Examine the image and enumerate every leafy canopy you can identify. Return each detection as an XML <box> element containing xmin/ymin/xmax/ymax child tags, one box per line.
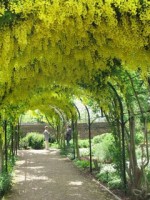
<box><xmin>0</xmin><ymin>0</ymin><xmax>149</xmax><ymax>116</ymax></box>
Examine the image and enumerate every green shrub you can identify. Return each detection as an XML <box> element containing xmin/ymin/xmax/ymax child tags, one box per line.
<box><xmin>92</xmin><ymin>135</ymin><xmax>103</xmax><ymax>144</ymax></box>
<box><xmin>49</xmin><ymin>135</ymin><xmax>56</xmax><ymax>143</ymax></box>
<box><xmin>79</xmin><ymin>148</ymin><xmax>89</xmax><ymax>157</ymax></box>
<box><xmin>60</xmin><ymin>145</ymin><xmax>75</xmax><ymax>160</ymax></box>
<box><xmin>96</xmin><ymin>166</ymin><xmax>122</xmax><ymax>189</ymax></box>
<box><xmin>0</xmin><ymin>172</ymin><xmax>12</xmax><ymax>197</ymax></box>
<box><xmin>74</xmin><ymin>159</ymin><xmax>90</xmax><ymax>169</ymax></box>
<box><xmin>92</xmin><ymin>133</ymin><xmax>123</xmax><ymax>181</ymax></box>
<box><xmin>108</xmin><ymin>179</ymin><xmax>122</xmax><ymax>189</ymax></box>
<box><xmin>51</xmin><ymin>142</ymin><xmax>59</xmax><ymax>148</ymax></box>
<box><xmin>21</xmin><ymin>132</ymin><xmax>44</xmax><ymax>149</ymax></box>
<box><xmin>26</xmin><ymin>133</ymin><xmax>35</xmax><ymax>147</ymax></box>
<box><xmin>93</xmin><ymin>133</ymin><xmax>114</xmax><ymax>163</ymax></box>
<box><xmin>93</xmin><ymin>143</ymin><xmax>107</xmax><ymax>162</ymax></box>
<box><xmin>92</xmin><ymin>133</ymin><xmax>112</xmax><ymax>145</ymax></box>
<box><xmin>78</xmin><ymin>139</ymin><xmax>89</xmax><ymax>148</ymax></box>
<box><xmin>19</xmin><ymin>137</ymin><xmax>29</xmax><ymax>149</ymax></box>
<box><xmin>96</xmin><ymin>171</ymin><xmax>110</xmax><ymax>183</ymax></box>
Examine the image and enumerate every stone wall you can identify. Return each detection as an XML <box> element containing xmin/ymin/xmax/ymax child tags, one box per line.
<box><xmin>20</xmin><ymin>122</ymin><xmax>110</xmax><ymax>139</ymax></box>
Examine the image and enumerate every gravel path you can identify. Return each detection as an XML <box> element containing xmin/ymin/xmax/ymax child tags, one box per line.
<box><xmin>3</xmin><ymin>148</ymin><xmax>120</xmax><ymax>200</ymax></box>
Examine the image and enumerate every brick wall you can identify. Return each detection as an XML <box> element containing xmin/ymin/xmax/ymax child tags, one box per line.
<box><xmin>20</xmin><ymin>122</ymin><xmax>110</xmax><ymax>139</ymax></box>
<box><xmin>77</xmin><ymin>122</ymin><xmax>110</xmax><ymax>139</ymax></box>
<box><xmin>20</xmin><ymin>123</ymin><xmax>47</xmax><ymax>137</ymax></box>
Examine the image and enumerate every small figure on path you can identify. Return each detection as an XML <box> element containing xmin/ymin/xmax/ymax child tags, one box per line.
<box><xmin>65</xmin><ymin>125</ymin><xmax>72</xmax><ymax>146</ymax></box>
<box><xmin>43</xmin><ymin>126</ymin><xmax>50</xmax><ymax>150</ymax></box>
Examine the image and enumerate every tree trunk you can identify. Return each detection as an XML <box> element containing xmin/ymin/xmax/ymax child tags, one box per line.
<box><xmin>74</xmin><ymin>120</ymin><xmax>80</xmax><ymax>159</ymax></box>
<box><xmin>0</xmin><ymin>133</ymin><xmax>3</xmax><ymax>173</ymax></box>
<box><xmin>4</xmin><ymin>120</ymin><xmax>8</xmax><ymax>172</ymax></box>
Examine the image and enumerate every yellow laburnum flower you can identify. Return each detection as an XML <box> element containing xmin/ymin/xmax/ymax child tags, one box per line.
<box><xmin>0</xmin><ymin>3</ymin><xmax>5</xmax><ymax>16</ymax></box>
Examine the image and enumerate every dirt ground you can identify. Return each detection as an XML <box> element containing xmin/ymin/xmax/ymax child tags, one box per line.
<box><xmin>3</xmin><ymin>148</ymin><xmax>122</xmax><ymax>200</ymax></box>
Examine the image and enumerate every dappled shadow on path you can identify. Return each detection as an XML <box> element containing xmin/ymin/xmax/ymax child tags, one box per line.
<box><xmin>4</xmin><ymin>149</ymin><xmax>118</xmax><ymax>200</ymax></box>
